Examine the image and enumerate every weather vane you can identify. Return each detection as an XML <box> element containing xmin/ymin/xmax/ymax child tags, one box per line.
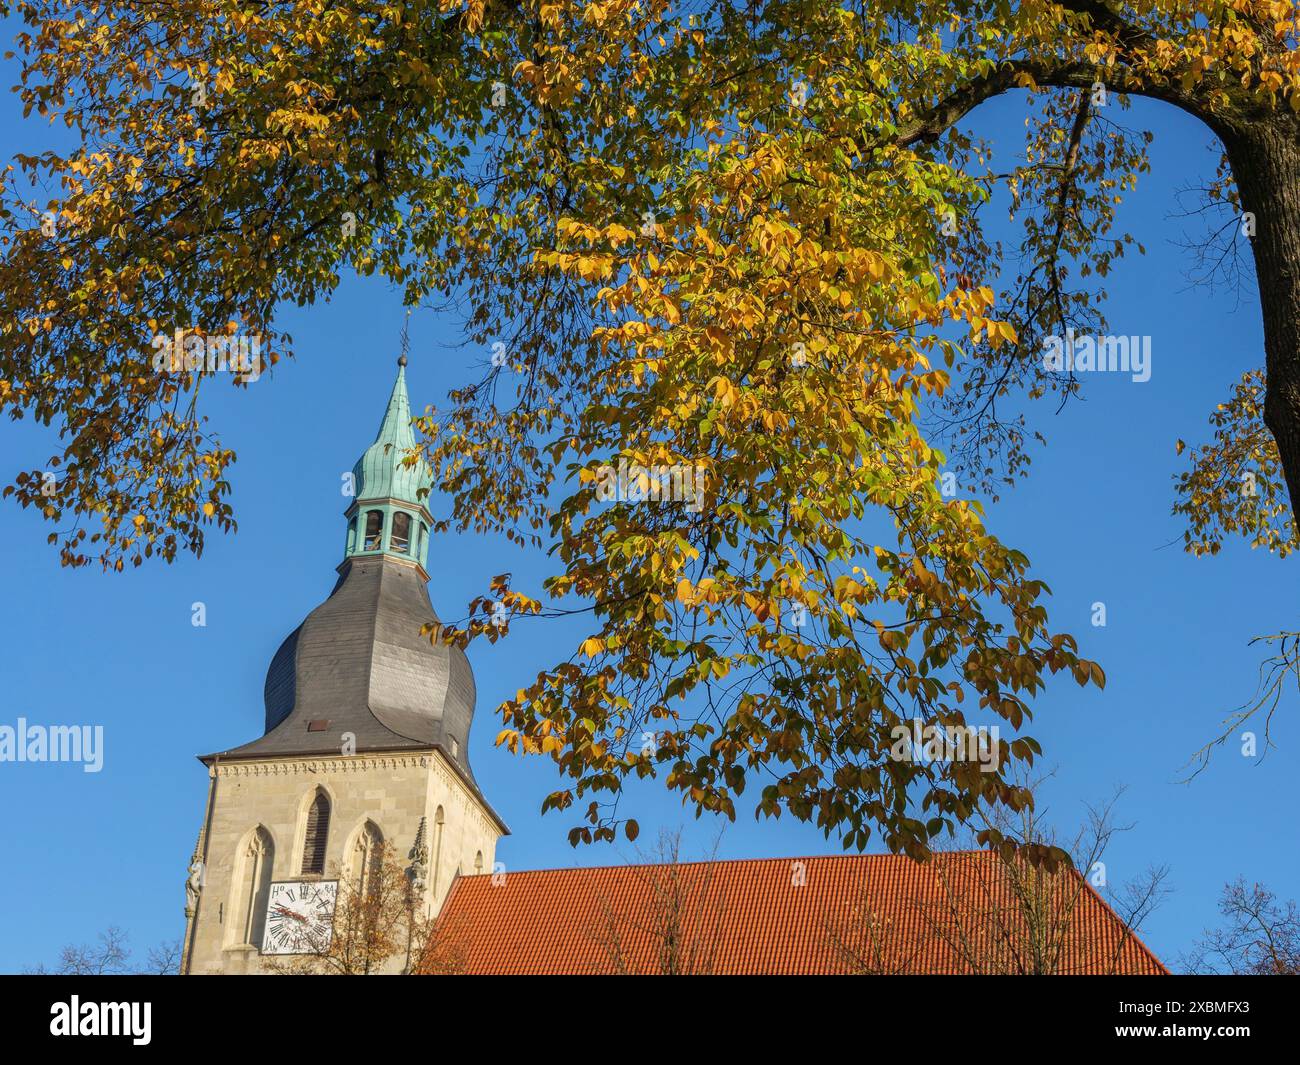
<box><xmin>398</xmin><ymin>309</ymin><xmax>411</xmax><ymax>367</ymax></box>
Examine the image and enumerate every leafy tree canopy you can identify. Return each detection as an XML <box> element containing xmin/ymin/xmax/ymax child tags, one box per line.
<box><xmin>3</xmin><ymin>0</ymin><xmax>1298</xmax><ymax>858</ymax></box>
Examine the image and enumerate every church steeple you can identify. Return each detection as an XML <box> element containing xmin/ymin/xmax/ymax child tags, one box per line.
<box><xmin>343</xmin><ymin>358</ymin><xmax>433</xmax><ymax>570</ymax></box>
<box><xmin>201</xmin><ymin>355</ymin><xmax>499</xmax><ymax>798</ymax></box>
<box><xmin>183</xmin><ymin>351</ymin><xmax>506</xmax><ymax>975</ymax></box>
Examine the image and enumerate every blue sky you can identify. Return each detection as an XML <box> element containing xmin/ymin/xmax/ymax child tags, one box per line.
<box><xmin>1</xmin><ymin>25</ymin><xmax>1296</xmax><ymax>973</ymax></box>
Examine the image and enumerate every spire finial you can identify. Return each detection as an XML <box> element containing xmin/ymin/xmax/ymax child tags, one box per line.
<box><xmin>398</xmin><ymin>312</ymin><xmax>410</xmax><ymax>368</ymax></box>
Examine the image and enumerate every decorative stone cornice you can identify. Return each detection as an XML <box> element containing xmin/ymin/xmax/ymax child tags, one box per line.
<box><xmin>208</xmin><ymin>749</ymin><xmax>496</xmax><ymax>830</ymax></box>
<box><xmin>209</xmin><ymin>749</ymin><xmax>502</xmax><ymax>837</ymax></box>
<box><xmin>213</xmin><ymin>752</ymin><xmax>433</xmax><ymax>778</ymax></box>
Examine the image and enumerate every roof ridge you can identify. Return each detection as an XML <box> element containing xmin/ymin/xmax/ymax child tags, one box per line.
<box><xmin>454</xmin><ymin>850</ymin><xmax>997</xmax><ymax>879</ymax></box>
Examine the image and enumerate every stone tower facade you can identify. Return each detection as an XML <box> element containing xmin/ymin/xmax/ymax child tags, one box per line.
<box><xmin>180</xmin><ymin>360</ymin><xmax>507</xmax><ymax>975</ymax></box>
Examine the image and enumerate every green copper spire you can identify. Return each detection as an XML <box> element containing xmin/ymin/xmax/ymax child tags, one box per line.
<box><xmin>352</xmin><ymin>363</ymin><xmax>431</xmax><ymax>506</ymax></box>
<box><xmin>343</xmin><ymin>357</ymin><xmax>434</xmax><ymax>569</ymax></box>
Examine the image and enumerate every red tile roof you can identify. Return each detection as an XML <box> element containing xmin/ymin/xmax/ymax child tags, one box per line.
<box><xmin>426</xmin><ymin>851</ymin><xmax>1167</xmax><ymax>975</ymax></box>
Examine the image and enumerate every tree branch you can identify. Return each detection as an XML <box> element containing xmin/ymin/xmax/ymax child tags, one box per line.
<box><xmin>1055</xmin><ymin>0</ymin><xmax>1155</xmax><ymax>53</ymax></box>
<box><xmin>892</xmin><ymin>57</ymin><xmax>1206</xmax><ymax>152</ymax></box>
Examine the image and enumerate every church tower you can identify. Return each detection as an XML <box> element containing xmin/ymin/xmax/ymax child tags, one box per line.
<box><xmin>180</xmin><ymin>358</ymin><xmax>507</xmax><ymax>974</ymax></box>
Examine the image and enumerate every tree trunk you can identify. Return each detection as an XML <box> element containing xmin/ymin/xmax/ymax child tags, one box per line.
<box><xmin>1224</xmin><ymin>116</ymin><xmax>1300</xmax><ymax>514</ymax></box>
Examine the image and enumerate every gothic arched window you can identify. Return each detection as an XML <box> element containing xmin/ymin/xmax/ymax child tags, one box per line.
<box><xmin>390</xmin><ymin>511</ymin><xmax>412</xmax><ymax>553</ymax></box>
<box><xmin>363</xmin><ymin>509</ymin><xmax>384</xmax><ymax>551</ymax></box>
<box><xmin>474</xmin><ymin>850</ymin><xmax>483</xmax><ymax>875</ymax></box>
<box><xmin>301</xmin><ymin>789</ymin><xmax>331</xmax><ymax>876</ymax></box>
<box><xmin>352</xmin><ymin>821</ymin><xmax>384</xmax><ymax>896</ymax></box>
<box><xmin>234</xmin><ymin>827</ymin><xmax>274</xmax><ymax>949</ymax></box>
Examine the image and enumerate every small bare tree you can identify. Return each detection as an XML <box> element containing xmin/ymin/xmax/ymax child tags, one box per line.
<box><xmin>826</xmin><ymin>909</ymin><xmax>926</xmax><ymax>975</ymax></box>
<box><xmin>593</xmin><ymin>828</ymin><xmax>728</xmax><ymax>976</ymax></box>
<box><xmin>412</xmin><ymin>912</ymin><xmax>471</xmax><ymax>976</ymax></box>
<box><xmin>144</xmin><ymin>938</ymin><xmax>183</xmax><ymax>975</ymax></box>
<box><xmin>27</xmin><ymin>926</ymin><xmax>182</xmax><ymax>975</ymax></box>
<box><xmin>936</xmin><ymin>777</ymin><xmax>1169</xmax><ymax>975</ymax></box>
<box><xmin>832</xmin><ymin>770</ymin><xmax>1170</xmax><ymax>975</ymax></box>
<box><xmin>1183</xmin><ymin>879</ymin><xmax>1300</xmax><ymax>975</ymax></box>
<box><xmin>266</xmin><ymin>842</ymin><xmax>433</xmax><ymax>975</ymax></box>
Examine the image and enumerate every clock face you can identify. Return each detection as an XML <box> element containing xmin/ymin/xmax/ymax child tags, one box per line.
<box><xmin>261</xmin><ymin>880</ymin><xmax>338</xmax><ymax>955</ymax></box>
